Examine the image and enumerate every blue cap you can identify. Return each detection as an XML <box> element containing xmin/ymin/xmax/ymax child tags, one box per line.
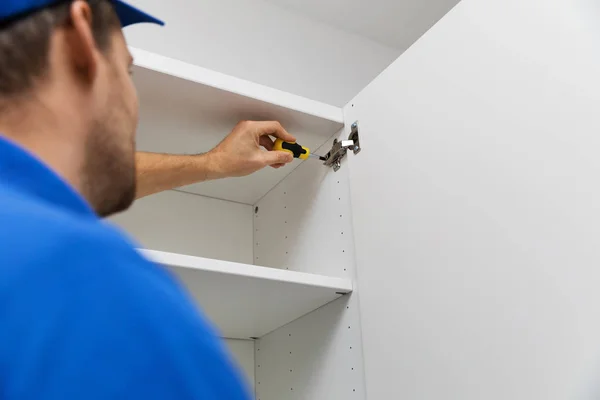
<box><xmin>0</xmin><ymin>0</ymin><xmax>164</xmax><ymax>27</ymax></box>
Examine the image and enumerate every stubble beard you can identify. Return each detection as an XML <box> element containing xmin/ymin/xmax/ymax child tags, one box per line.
<box><xmin>81</xmin><ymin>116</ymin><xmax>137</xmax><ymax>218</ymax></box>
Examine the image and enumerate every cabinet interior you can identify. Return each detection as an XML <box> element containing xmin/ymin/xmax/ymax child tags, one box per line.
<box><xmin>110</xmin><ymin>47</ymin><xmax>357</xmax><ymax>390</ymax></box>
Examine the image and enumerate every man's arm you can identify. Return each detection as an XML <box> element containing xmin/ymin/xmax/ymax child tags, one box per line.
<box><xmin>135</xmin><ymin>120</ymin><xmax>296</xmax><ymax>198</ymax></box>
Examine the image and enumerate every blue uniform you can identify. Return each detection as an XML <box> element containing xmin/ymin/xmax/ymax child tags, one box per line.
<box><xmin>0</xmin><ymin>136</ymin><xmax>251</xmax><ymax>399</ymax></box>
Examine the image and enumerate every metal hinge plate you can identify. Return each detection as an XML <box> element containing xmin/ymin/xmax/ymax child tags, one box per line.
<box><xmin>322</xmin><ymin>121</ymin><xmax>361</xmax><ymax>172</ymax></box>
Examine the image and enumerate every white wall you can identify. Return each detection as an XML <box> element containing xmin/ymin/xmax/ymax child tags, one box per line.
<box><xmin>123</xmin><ymin>0</ymin><xmax>397</xmax><ymax>106</ymax></box>
<box><xmin>345</xmin><ymin>0</ymin><xmax>600</xmax><ymax>399</ymax></box>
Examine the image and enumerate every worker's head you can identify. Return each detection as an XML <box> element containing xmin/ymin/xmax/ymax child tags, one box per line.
<box><xmin>0</xmin><ymin>0</ymin><xmax>162</xmax><ymax>216</ymax></box>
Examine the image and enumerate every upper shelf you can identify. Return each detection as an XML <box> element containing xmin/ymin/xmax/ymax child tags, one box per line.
<box><xmin>140</xmin><ymin>249</ymin><xmax>352</xmax><ymax>339</ymax></box>
<box><xmin>131</xmin><ymin>47</ymin><xmax>344</xmax><ymax>204</ymax></box>
<box><xmin>131</xmin><ymin>47</ymin><xmax>344</xmax><ymax>126</ymax></box>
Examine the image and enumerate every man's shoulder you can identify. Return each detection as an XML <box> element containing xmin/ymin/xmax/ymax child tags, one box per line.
<box><xmin>0</xmin><ymin>186</ymin><xmax>158</xmax><ymax>288</ymax></box>
<box><xmin>1</xmin><ymin>187</ymin><xmax>122</xmax><ymax>252</ymax></box>
<box><xmin>0</xmin><ymin>185</ymin><xmax>194</xmax><ymax>324</ymax></box>
<box><xmin>0</xmin><ymin>189</ymin><xmax>252</xmax><ymax>399</ymax></box>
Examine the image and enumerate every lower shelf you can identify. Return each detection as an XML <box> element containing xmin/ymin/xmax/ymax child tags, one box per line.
<box><xmin>139</xmin><ymin>249</ymin><xmax>353</xmax><ymax>339</ymax></box>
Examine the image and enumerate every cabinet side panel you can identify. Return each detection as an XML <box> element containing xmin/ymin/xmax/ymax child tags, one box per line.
<box><xmin>253</xmin><ymin>129</ymin><xmax>355</xmax><ymax>278</ymax></box>
<box><xmin>255</xmin><ymin>295</ymin><xmax>365</xmax><ymax>400</ymax></box>
<box><xmin>345</xmin><ymin>0</ymin><xmax>600</xmax><ymax>399</ymax></box>
<box><xmin>110</xmin><ymin>190</ymin><xmax>253</xmax><ymax>264</ymax></box>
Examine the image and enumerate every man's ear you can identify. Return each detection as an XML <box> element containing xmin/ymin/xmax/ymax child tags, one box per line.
<box><xmin>65</xmin><ymin>0</ymin><xmax>99</xmax><ymax>83</ymax></box>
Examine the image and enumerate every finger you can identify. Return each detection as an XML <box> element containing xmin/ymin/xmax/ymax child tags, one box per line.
<box><xmin>262</xmin><ymin>150</ymin><xmax>293</xmax><ymax>166</ymax></box>
<box><xmin>259</xmin><ymin>135</ymin><xmax>274</xmax><ymax>151</ymax></box>
<box><xmin>256</xmin><ymin>121</ymin><xmax>296</xmax><ymax>142</ymax></box>
<box><xmin>269</xmin><ymin>163</ymin><xmax>285</xmax><ymax>169</ymax></box>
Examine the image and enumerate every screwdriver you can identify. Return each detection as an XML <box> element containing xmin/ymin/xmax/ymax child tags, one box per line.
<box><xmin>273</xmin><ymin>138</ymin><xmax>327</xmax><ymax>161</ymax></box>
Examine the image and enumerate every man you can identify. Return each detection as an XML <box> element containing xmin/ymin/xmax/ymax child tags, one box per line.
<box><xmin>0</xmin><ymin>0</ymin><xmax>295</xmax><ymax>398</ymax></box>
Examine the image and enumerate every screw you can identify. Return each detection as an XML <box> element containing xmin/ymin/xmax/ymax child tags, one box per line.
<box><xmin>254</xmin><ymin>206</ymin><xmax>259</xmax><ymax>214</ymax></box>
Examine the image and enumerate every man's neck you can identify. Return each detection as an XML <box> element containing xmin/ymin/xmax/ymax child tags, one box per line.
<box><xmin>0</xmin><ymin>101</ymin><xmax>86</xmax><ymax>194</ymax></box>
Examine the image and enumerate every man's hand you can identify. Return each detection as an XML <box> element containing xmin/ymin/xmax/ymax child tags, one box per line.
<box><xmin>206</xmin><ymin>120</ymin><xmax>296</xmax><ymax>178</ymax></box>
<box><xmin>135</xmin><ymin>121</ymin><xmax>297</xmax><ymax>199</ymax></box>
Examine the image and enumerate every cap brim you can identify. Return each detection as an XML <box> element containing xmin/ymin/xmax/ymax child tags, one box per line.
<box><xmin>113</xmin><ymin>0</ymin><xmax>164</xmax><ymax>27</ymax></box>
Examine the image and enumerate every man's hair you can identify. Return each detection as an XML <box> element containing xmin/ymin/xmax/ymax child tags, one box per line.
<box><xmin>0</xmin><ymin>0</ymin><xmax>120</xmax><ymax>100</ymax></box>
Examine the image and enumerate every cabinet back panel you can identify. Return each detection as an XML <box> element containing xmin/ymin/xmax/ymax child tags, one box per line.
<box><xmin>111</xmin><ymin>190</ymin><xmax>253</xmax><ymax>264</ymax></box>
<box><xmin>254</xmin><ymin>129</ymin><xmax>356</xmax><ymax>278</ymax></box>
<box><xmin>224</xmin><ymin>339</ymin><xmax>256</xmax><ymax>391</ymax></box>
<box><xmin>123</xmin><ymin>0</ymin><xmax>397</xmax><ymax>106</ymax></box>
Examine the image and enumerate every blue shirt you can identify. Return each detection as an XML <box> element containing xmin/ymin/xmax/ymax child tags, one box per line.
<box><xmin>0</xmin><ymin>136</ymin><xmax>251</xmax><ymax>399</ymax></box>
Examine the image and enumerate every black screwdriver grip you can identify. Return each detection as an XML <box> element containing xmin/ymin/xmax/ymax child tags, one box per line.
<box><xmin>281</xmin><ymin>141</ymin><xmax>308</xmax><ymax>158</ymax></box>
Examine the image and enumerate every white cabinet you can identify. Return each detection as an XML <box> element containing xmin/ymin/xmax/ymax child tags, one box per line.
<box><xmin>113</xmin><ymin>0</ymin><xmax>600</xmax><ymax>398</ymax></box>
<box><xmin>112</xmin><ymin>44</ymin><xmax>365</xmax><ymax>398</ymax></box>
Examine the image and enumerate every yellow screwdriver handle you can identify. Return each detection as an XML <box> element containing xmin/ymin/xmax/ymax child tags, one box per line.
<box><xmin>273</xmin><ymin>138</ymin><xmax>310</xmax><ymax>160</ymax></box>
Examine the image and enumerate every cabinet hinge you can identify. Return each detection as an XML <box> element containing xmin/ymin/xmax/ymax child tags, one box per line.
<box><xmin>322</xmin><ymin>121</ymin><xmax>361</xmax><ymax>172</ymax></box>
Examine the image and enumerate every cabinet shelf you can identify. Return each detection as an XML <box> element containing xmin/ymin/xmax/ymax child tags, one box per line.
<box><xmin>140</xmin><ymin>249</ymin><xmax>352</xmax><ymax>339</ymax></box>
<box><xmin>131</xmin><ymin>47</ymin><xmax>344</xmax><ymax>204</ymax></box>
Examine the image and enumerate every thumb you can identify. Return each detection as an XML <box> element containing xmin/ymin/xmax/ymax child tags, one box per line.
<box><xmin>262</xmin><ymin>150</ymin><xmax>293</xmax><ymax>166</ymax></box>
